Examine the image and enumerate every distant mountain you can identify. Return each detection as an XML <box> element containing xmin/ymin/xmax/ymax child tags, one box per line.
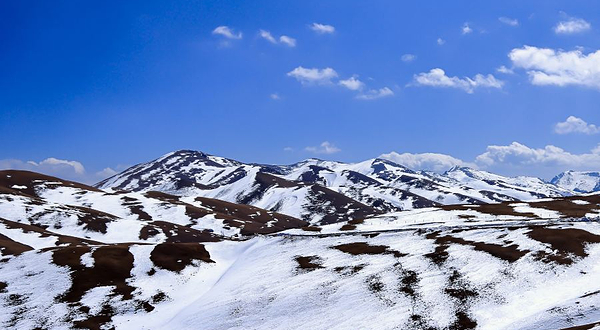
<box><xmin>97</xmin><ymin>150</ymin><xmax>577</xmax><ymax>220</ymax></box>
<box><xmin>551</xmin><ymin>170</ymin><xmax>600</xmax><ymax>193</ymax></box>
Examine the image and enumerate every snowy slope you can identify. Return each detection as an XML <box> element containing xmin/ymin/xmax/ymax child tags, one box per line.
<box><xmin>552</xmin><ymin>170</ymin><xmax>600</xmax><ymax>193</ymax></box>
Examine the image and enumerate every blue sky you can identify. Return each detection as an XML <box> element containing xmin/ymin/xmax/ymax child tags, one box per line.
<box><xmin>2</xmin><ymin>1</ymin><xmax>600</xmax><ymax>182</ymax></box>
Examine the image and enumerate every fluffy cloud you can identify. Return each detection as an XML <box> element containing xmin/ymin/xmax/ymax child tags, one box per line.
<box><xmin>509</xmin><ymin>46</ymin><xmax>600</xmax><ymax>89</ymax></box>
<box><xmin>462</xmin><ymin>23</ymin><xmax>472</xmax><ymax>35</ymax></box>
<box><xmin>380</xmin><ymin>152</ymin><xmax>474</xmax><ymax>172</ymax></box>
<box><xmin>412</xmin><ymin>68</ymin><xmax>504</xmax><ymax>93</ymax></box>
<box><xmin>401</xmin><ymin>54</ymin><xmax>416</xmax><ymax>62</ymax></box>
<box><xmin>499</xmin><ymin>17</ymin><xmax>519</xmax><ymax>26</ymax></box>
<box><xmin>259</xmin><ymin>30</ymin><xmax>296</xmax><ymax>47</ymax></box>
<box><xmin>554</xmin><ymin>18</ymin><xmax>591</xmax><ymax>34</ymax></box>
<box><xmin>338</xmin><ymin>76</ymin><xmax>365</xmax><ymax>91</ymax></box>
<box><xmin>212</xmin><ymin>26</ymin><xmax>242</xmax><ymax>39</ymax></box>
<box><xmin>554</xmin><ymin>116</ymin><xmax>600</xmax><ymax>135</ymax></box>
<box><xmin>310</xmin><ymin>23</ymin><xmax>335</xmax><ymax>34</ymax></box>
<box><xmin>356</xmin><ymin>87</ymin><xmax>394</xmax><ymax>100</ymax></box>
<box><xmin>475</xmin><ymin>142</ymin><xmax>600</xmax><ymax>171</ymax></box>
<box><xmin>287</xmin><ymin>66</ymin><xmax>338</xmax><ymax>84</ymax></box>
<box><xmin>437</xmin><ymin>38</ymin><xmax>445</xmax><ymax>45</ymax></box>
<box><xmin>305</xmin><ymin>141</ymin><xmax>340</xmax><ymax>154</ymax></box>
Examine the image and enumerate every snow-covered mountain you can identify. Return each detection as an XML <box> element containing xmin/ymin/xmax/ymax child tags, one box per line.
<box><xmin>551</xmin><ymin>170</ymin><xmax>600</xmax><ymax>193</ymax></box>
<box><xmin>2</xmin><ymin>167</ymin><xmax>600</xmax><ymax>329</ymax></box>
<box><xmin>97</xmin><ymin>150</ymin><xmax>576</xmax><ymax>219</ymax></box>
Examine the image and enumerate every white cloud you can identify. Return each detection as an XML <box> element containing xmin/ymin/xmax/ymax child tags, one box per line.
<box><xmin>509</xmin><ymin>45</ymin><xmax>600</xmax><ymax>89</ymax></box>
<box><xmin>356</xmin><ymin>87</ymin><xmax>394</xmax><ymax>100</ymax></box>
<box><xmin>305</xmin><ymin>141</ymin><xmax>340</xmax><ymax>154</ymax></box>
<box><xmin>554</xmin><ymin>18</ymin><xmax>591</xmax><ymax>34</ymax></box>
<box><xmin>338</xmin><ymin>76</ymin><xmax>365</xmax><ymax>91</ymax></box>
<box><xmin>380</xmin><ymin>151</ymin><xmax>474</xmax><ymax>172</ymax></box>
<box><xmin>287</xmin><ymin>66</ymin><xmax>338</xmax><ymax>84</ymax></box>
<box><xmin>96</xmin><ymin>167</ymin><xmax>117</xmax><ymax>178</ymax></box>
<box><xmin>412</xmin><ymin>68</ymin><xmax>504</xmax><ymax>93</ymax></box>
<box><xmin>401</xmin><ymin>54</ymin><xmax>416</xmax><ymax>62</ymax></box>
<box><xmin>283</xmin><ymin>147</ymin><xmax>294</xmax><ymax>152</ymax></box>
<box><xmin>259</xmin><ymin>30</ymin><xmax>296</xmax><ymax>47</ymax></box>
<box><xmin>554</xmin><ymin>116</ymin><xmax>600</xmax><ymax>135</ymax></box>
<box><xmin>212</xmin><ymin>26</ymin><xmax>242</xmax><ymax>39</ymax></box>
<box><xmin>437</xmin><ymin>38</ymin><xmax>445</xmax><ymax>45</ymax></box>
<box><xmin>0</xmin><ymin>157</ymin><xmax>86</xmax><ymax>181</ymax></box>
<box><xmin>462</xmin><ymin>23</ymin><xmax>473</xmax><ymax>35</ymax></box>
<box><xmin>496</xmin><ymin>65</ymin><xmax>514</xmax><ymax>74</ymax></box>
<box><xmin>475</xmin><ymin>142</ymin><xmax>600</xmax><ymax>171</ymax></box>
<box><xmin>499</xmin><ymin>17</ymin><xmax>519</xmax><ymax>26</ymax></box>
<box><xmin>270</xmin><ymin>93</ymin><xmax>281</xmax><ymax>100</ymax></box>
<box><xmin>310</xmin><ymin>23</ymin><xmax>335</xmax><ymax>34</ymax></box>
<box><xmin>279</xmin><ymin>35</ymin><xmax>296</xmax><ymax>47</ymax></box>
<box><xmin>259</xmin><ymin>29</ymin><xmax>277</xmax><ymax>43</ymax></box>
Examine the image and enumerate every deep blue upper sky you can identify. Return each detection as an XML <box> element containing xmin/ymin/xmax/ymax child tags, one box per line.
<box><xmin>2</xmin><ymin>1</ymin><xmax>600</xmax><ymax>182</ymax></box>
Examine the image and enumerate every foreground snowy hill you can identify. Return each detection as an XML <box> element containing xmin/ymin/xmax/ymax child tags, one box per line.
<box><xmin>2</xmin><ymin>168</ymin><xmax>600</xmax><ymax>329</ymax></box>
<box><xmin>96</xmin><ymin>150</ymin><xmax>575</xmax><ymax>222</ymax></box>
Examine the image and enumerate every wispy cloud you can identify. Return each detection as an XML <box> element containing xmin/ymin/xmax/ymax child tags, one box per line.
<box><xmin>270</xmin><ymin>93</ymin><xmax>281</xmax><ymax>100</ymax></box>
<box><xmin>259</xmin><ymin>30</ymin><xmax>296</xmax><ymax>47</ymax></box>
<box><xmin>310</xmin><ymin>23</ymin><xmax>335</xmax><ymax>34</ymax></box>
<box><xmin>279</xmin><ymin>35</ymin><xmax>296</xmax><ymax>47</ymax></box>
<box><xmin>356</xmin><ymin>87</ymin><xmax>394</xmax><ymax>100</ymax></box>
<box><xmin>412</xmin><ymin>68</ymin><xmax>503</xmax><ymax>93</ymax></box>
<box><xmin>259</xmin><ymin>29</ymin><xmax>277</xmax><ymax>43</ymax></box>
<box><xmin>496</xmin><ymin>65</ymin><xmax>514</xmax><ymax>74</ymax></box>
<box><xmin>212</xmin><ymin>26</ymin><xmax>243</xmax><ymax>39</ymax></box>
<box><xmin>287</xmin><ymin>66</ymin><xmax>338</xmax><ymax>84</ymax></box>
<box><xmin>555</xmin><ymin>116</ymin><xmax>600</xmax><ymax>135</ymax></box>
<box><xmin>437</xmin><ymin>38</ymin><xmax>445</xmax><ymax>45</ymax></box>
<box><xmin>499</xmin><ymin>17</ymin><xmax>519</xmax><ymax>26</ymax></box>
<box><xmin>305</xmin><ymin>141</ymin><xmax>341</xmax><ymax>154</ymax></box>
<box><xmin>509</xmin><ymin>45</ymin><xmax>600</xmax><ymax>89</ymax></box>
<box><xmin>401</xmin><ymin>54</ymin><xmax>416</xmax><ymax>62</ymax></box>
<box><xmin>554</xmin><ymin>17</ymin><xmax>591</xmax><ymax>34</ymax></box>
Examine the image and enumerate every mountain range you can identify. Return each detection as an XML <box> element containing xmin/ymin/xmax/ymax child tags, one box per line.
<box><xmin>1</xmin><ymin>150</ymin><xmax>600</xmax><ymax>329</ymax></box>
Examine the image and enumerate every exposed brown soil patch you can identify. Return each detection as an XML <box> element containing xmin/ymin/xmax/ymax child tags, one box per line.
<box><xmin>295</xmin><ymin>255</ymin><xmax>324</xmax><ymax>271</ymax></box>
<box><xmin>449</xmin><ymin>311</ymin><xmax>477</xmax><ymax>330</ymax></box>
<box><xmin>139</xmin><ymin>221</ymin><xmax>221</xmax><ymax>243</ymax></box>
<box><xmin>195</xmin><ymin>196</ymin><xmax>307</xmax><ymax>235</ymax></box>
<box><xmin>121</xmin><ymin>196</ymin><xmax>152</xmax><ymax>221</ymax></box>
<box><xmin>339</xmin><ymin>224</ymin><xmax>356</xmax><ymax>231</ymax></box>
<box><xmin>300</xmin><ymin>226</ymin><xmax>322</xmax><ymax>232</ymax></box>
<box><xmin>560</xmin><ymin>321</ymin><xmax>600</xmax><ymax>330</ymax></box>
<box><xmin>0</xmin><ymin>233</ymin><xmax>32</xmax><ymax>256</ymax></box>
<box><xmin>150</xmin><ymin>243</ymin><xmax>214</xmax><ymax>272</ymax></box>
<box><xmin>333</xmin><ymin>264</ymin><xmax>365</xmax><ymax>275</ymax></box>
<box><xmin>527</xmin><ymin>227</ymin><xmax>600</xmax><ymax>264</ymax></box>
<box><xmin>52</xmin><ymin>245</ymin><xmax>135</xmax><ymax>303</ymax></box>
<box><xmin>0</xmin><ymin>217</ymin><xmax>101</xmax><ymax>247</ymax></box>
<box><xmin>530</xmin><ymin>195</ymin><xmax>600</xmax><ymax>218</ymax></box>
<box><xmin>332</xmin><ymin>242</ymin><xmax>406</xmax><ymax>258</ymax></box>
<box><xmin>399</xmin><ymin>270</ymin><xmax>419</xmax><ymax>297</ymax></box>
<box><xmin>427</xmin><ymin>231</ymin><xmax>528</xmax><ymax>263</ymax></box>
<box><xmin>442</xmin><ymin>202</ymin><xmax>537</xmax><ymax>218</ymax></box>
